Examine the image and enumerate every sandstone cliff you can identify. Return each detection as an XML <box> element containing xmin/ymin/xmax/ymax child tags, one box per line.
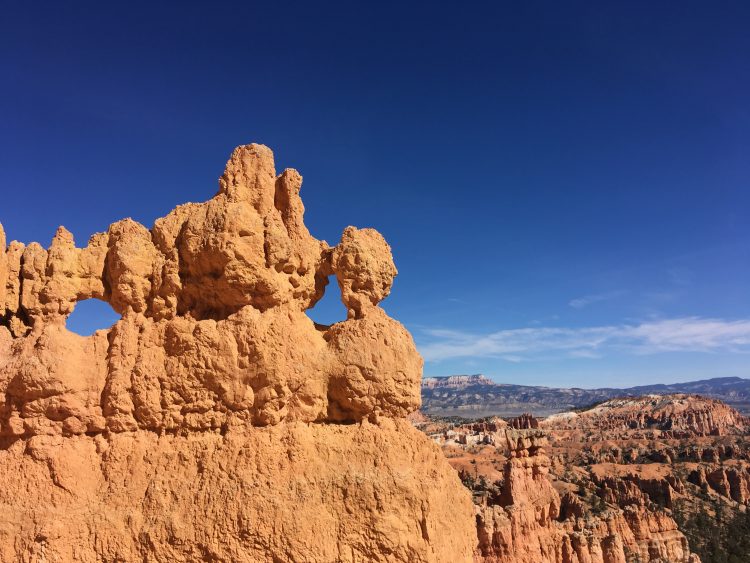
<box><xmin>0</xmin><ymin>144</ymin><xmax>476</xmax><ymax>562</ymax></box>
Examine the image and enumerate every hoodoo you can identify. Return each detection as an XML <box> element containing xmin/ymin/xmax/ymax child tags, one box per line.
<box><xmin>0</xmin><ymin>144</ymin><xmax>476</xmax><ymax>562</ymax></box>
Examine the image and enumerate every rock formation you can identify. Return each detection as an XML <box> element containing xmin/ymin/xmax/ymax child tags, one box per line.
<box><xmin>474</xmin><ymin>429</ymin><xmax>564</xmax><ymax>562</ymax></box>
<box><xmin>0</xmin><ymin>144</ymin><xmax>476</xmax><ymax>562</ymax></box>
<box><xmin>543</xmin><ymin>395</ymin><xmax>747</xmax><ymax>438</ymax></box>
<box><xmin>540</xmin><ymin>395</ymin><xmax>750</xmax><ymax>561</ymax></box>
<box><xmin>473</xmin><ymin>430</ymin><xmax>699</xmax><ymax>563</ymax></box>
<box><xmin>689</xmin><ymin>464</ymin><xmax>750</xmax><ymax>504</ymax></box>
<box><xmin>508</xmin><ymin>413</ymin><xmax>539</xmax><ymax>429</ymax></box>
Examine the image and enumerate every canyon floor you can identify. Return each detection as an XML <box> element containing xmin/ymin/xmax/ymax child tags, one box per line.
<box><xmin>414</xmin><ymin>394</ymin><xmax>750</xmax><ymax>562</ymax></box>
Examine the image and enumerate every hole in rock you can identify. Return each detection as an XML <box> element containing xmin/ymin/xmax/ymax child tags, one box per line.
<box><xmin>66</xmin><ymin>299</ymin><xmax>121</xmax><ymax>336</ymax></box>
<box><xmin>305</xmin><ymin>275</ymin><xmax>347</xmax><ymax>328</ymax></box>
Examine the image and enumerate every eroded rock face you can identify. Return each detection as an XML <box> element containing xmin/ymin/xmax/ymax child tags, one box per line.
<box><xmin>0</xmin><ymin>143</ymin><xmax>421</xmax><ymax>436</ymax></box>
<box><xmin>473</xmin><ymin>429</ymin><xmax>699</xmax><ymax>563</ymax></box>
<box><xmin>690</xmin><ymin>464</ymin><xmax>750</xmax><ymax>504</ymax></box>
<box><xmin>508</xmin><ymin>413</ymin><xmax>539</xmax><ymax>429</ymax></box>
<box><xmin>0</xmin><ymin>144</ymin><xmax>475</xmax><ymax>562</ymax></box>
<box><xmin>542</xmin><ymin>395</ymin><xmax>747</xmax><ymax>439</ymax></box>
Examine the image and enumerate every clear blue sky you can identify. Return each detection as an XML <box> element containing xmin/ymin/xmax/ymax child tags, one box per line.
<box><xmin>2</xmin><ymin>2</ymin><xmax>748</xmax><ymax>388</ymax></box>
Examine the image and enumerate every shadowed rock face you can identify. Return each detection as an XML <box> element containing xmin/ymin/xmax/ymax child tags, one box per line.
<box><xmin>0</xmin><ymin>144</ymin><xmax>476</xmax><ymax>562</ymax></box>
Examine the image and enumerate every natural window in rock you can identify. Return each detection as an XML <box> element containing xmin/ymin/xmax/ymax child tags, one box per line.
<box><xmin>305</xmin><ymin>275</ymin><xmax>347</xmax><ymax>327</ymax></box>
<box><xmin>65</xmin><ymin>299</ymin><xmax>121</xmax><ymax>336</ymax></box>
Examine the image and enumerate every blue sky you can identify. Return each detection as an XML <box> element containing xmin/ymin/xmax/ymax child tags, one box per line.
<box><xmin>1</xmin><ymin>2</ymin><xmax>748</xmax><ymax>388</ymax></box>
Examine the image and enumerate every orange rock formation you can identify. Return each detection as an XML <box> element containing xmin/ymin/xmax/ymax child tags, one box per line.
<box><xmin>0</xmin><ymin>144</ymin><xmax>476</xmax><ymax>562</ymax></box>
<box><xmin>474</xmin><ymin>429</ymin><xmax>699</xmax><ymax>563</ymax></box>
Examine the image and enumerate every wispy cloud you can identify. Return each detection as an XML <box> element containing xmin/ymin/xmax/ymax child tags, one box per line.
<box><xmin>569</xmin><ymin>290</ymin><xmax>628</xmax><ymax>308</ymax></box>
<box><xmin>418</xmin><ymin>317</ymin><xmax>750</xmax><ymax>362</ymax></box>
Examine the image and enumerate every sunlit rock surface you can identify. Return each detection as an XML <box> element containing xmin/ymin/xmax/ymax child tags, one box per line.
<box><xmin>0</xmin><ymin>144</ymin><xmax>475</xmax><ymax>562</ymax></box>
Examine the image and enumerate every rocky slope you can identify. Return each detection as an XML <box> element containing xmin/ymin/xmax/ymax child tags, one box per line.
<box><xmin>542</xmin><ymin>396</ymin><xmax>750</xmax><ymax>561</ymax></box>
<box><xmin>543</xmin><ymin>394</ymin><xmax>748</xmax><ymax>438</ymax></box>
<box><xmin>0</xmin><ymin>143</ymin><xmax>476</xmax><ymax>562</ymax></box>
<box><xmin>421</xmin><ymin>375</ymin><xmax>750</xmax><ymax>417</ymax></box>
<box><xmin>471</xmin><ymin>429</ymin><xmax>697</xmax><ymax>562</ymax></box>
<box><xmin>412</xmin><ymin>394</ymin><xmax>750</xmax><ymax>561</ymax></box>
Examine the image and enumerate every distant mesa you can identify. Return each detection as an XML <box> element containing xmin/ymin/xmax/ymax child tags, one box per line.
<box><xmin>422</xmin><ymin>373</ymin><xmax>496</xmax><ymax>389</ymax></box>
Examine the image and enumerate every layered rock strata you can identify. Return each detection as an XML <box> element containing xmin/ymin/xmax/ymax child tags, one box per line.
<box><xmin>0</xmin><ymin>144</ymin><xmax>476</xmax><ymax>562</ymax></box>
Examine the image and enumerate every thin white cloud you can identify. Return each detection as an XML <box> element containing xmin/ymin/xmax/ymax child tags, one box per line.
<box><xmin>569</xmin><ymin>290</ymin><xmax>628</xmax><ymax>309</ymax></box>
<box><xmin>622</xmin><ymin>318</ymin><xmax>750</xmax><ymax>353</ymax></box>
<box><xmin>568</xmin><ymin>349</ymin><xmax>602</xmax><ymax>359</ymax></box>
<box><xmin>418</xmin><ymin>317</ymin><xmax>750</xmax><ymax>362</ymax></box>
